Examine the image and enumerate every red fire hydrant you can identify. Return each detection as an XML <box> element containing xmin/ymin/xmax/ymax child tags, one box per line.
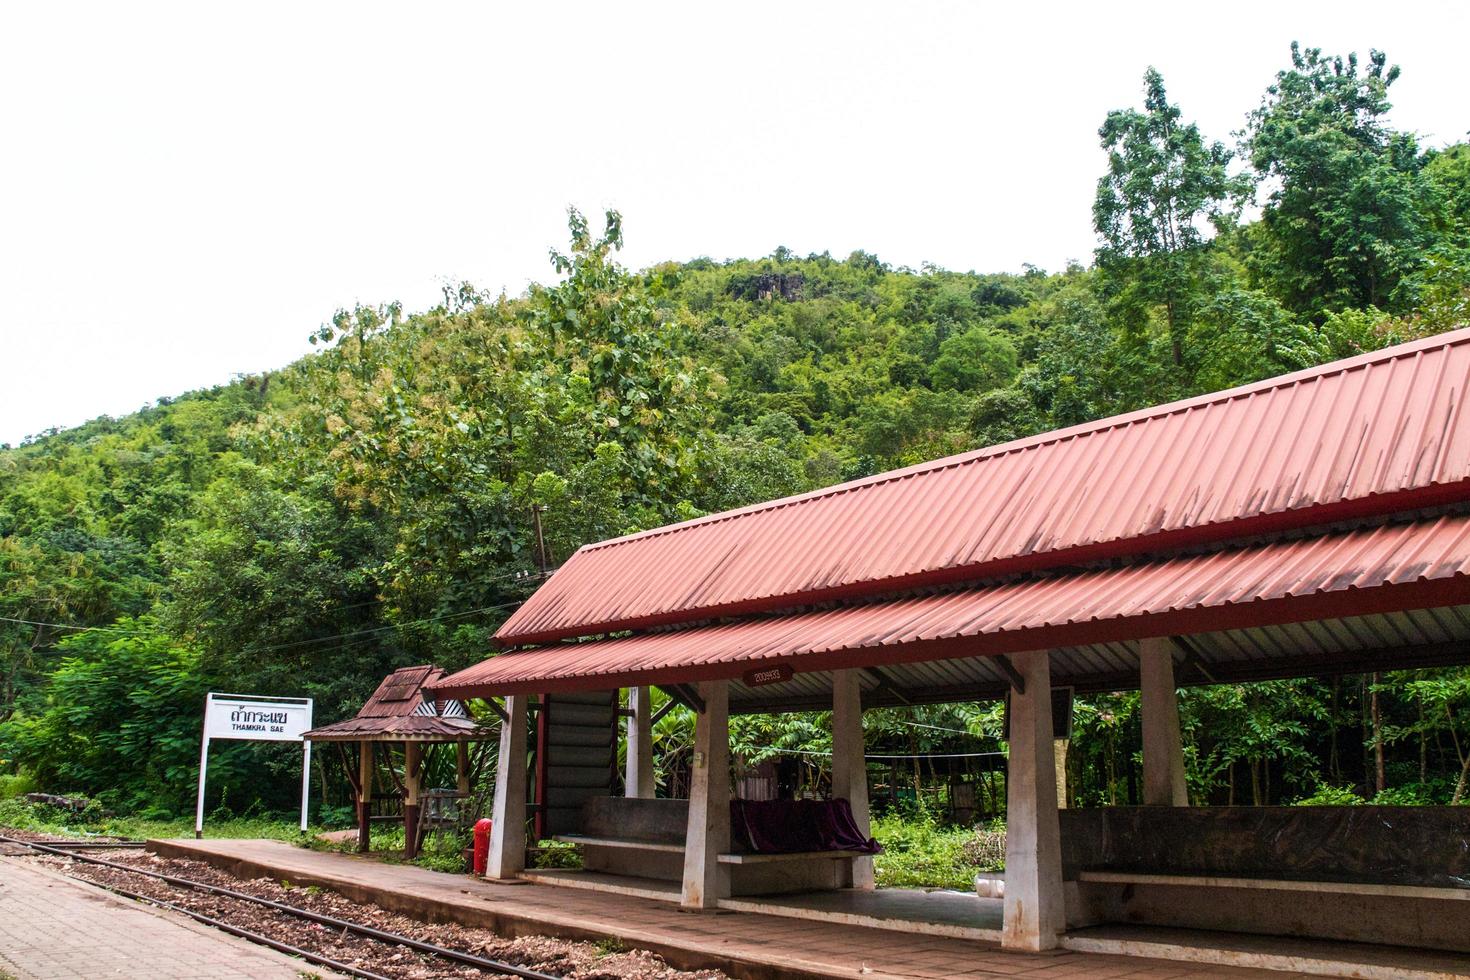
<box><xmin>472</xmin><ymin>818</ymin><xmax>493</xmax><ymax>875</ymax></box>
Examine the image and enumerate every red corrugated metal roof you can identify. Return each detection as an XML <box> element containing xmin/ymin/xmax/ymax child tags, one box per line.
<box><xmin>498</xmin><ymin>328</ymin><xmax>1470</xmax><ymax>647</ymax></box>
<box><xmin>435</xmin><ymin>514</ymin><xmax>1470</xmax><ymax>698</ymax></box>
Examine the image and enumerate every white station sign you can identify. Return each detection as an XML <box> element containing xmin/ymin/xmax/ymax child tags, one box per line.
<box><xmin>204</xmin><ymin>696</ymin><xmax>313</xmax><ymax>742</ymax></box>
<box><xmin>196</xmin><ymin>693</ymin><xmax>314</xmax><ymax>836</ymax></box>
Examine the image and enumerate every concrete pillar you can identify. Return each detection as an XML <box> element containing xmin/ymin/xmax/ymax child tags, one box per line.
<box><xmin>1002</xmin><ymin>650</ymin><xmax>1065</xmax><ymax>952</ymax></box>
<box><xmin>831</xmin><ymin>669</ymin><xmax>875</xmax><ymax>890</ymax></box>
<box><xmin>488</xmin><ymin>694</ymin><xmax>529</xmax><ymax>880</ymax></box>
<box><xmin>356</xmin><ymin>741</ymin><xmax>374</xmax><ymax>853</ymax></box>
<box><xmin>1139</xmin><ymin>637</ymin><xmax>1189</xmax><ymax>807</ymax></box>
<box><xmin>681</xmin><ymin>680</ymin><xmax>731</xmax><ymax>909</ymax></box>
<box><xmin>626</xmin><ymin>687</ymin><xmax>656</xmax><ymax>798</ymax></box>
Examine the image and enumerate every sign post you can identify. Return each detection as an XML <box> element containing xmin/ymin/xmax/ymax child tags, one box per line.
<box><xmin>196</xmin><ymin>693</ymin><xmax>314</xmax><ymax>838</ymax></box>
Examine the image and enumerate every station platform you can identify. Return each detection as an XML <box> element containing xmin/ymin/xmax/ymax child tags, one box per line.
<box><xmin>149</xmin><ymin>837</ymin><xmax>1470</xmax><ymax>980</ymax></box>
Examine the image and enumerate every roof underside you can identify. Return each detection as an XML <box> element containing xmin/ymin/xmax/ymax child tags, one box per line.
<box><xmin>497</xmin><ymin>329</ymin><xmax>1470</xmax><ymax>647</ymax></box>
<box><xmin>439</xmin><ymin>602</ymin><xmax>1470</xmax><ymax>716</ymax></box>
<box><xmin>737</xmin><ymin>601</ymin><xmax>1470</xmax><ymax>714</ymax></box>
<box><xmin>431</xmin><ymin>514</ymin><xmax>1470</xmax><ymax>707</ymax></box>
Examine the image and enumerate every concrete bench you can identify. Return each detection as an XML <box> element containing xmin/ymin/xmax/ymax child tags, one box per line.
<box><xmin>1059</xmin><ymin>806</ymin><xmax>1470</xmax><ymax>952</ymax></box>
<box><xmin>561</xmin><ymin>797</ymin><xmax>868</xmax><ymax>895</ymax></box>
<box><xmin>1068</xmin><ymin>869</ymin><xmax>1470</xmax><ymax>953</ymax></box>
<box><xmin>555</xmin><ymin>833</ymin><xmax>868</xmax><ymax>864</ymax></box>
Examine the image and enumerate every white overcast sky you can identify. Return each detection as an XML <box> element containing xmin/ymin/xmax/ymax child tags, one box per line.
<box><xmin>2</xmin><ymin>1</ymin><xmax>1466</xmax><ymax>445</ymax></box>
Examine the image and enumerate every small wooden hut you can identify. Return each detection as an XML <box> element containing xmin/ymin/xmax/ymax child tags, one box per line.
<box><xmin>305</xmin><ymin>665</ymin><xmax>494</xmax><ymax>858</ymax></box>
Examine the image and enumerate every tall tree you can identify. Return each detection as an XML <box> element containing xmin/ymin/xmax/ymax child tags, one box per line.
<box><xmin>1242</xmin><ymin>42</ymin><xmax>1433</xmax><ymax>316</ymax></box>
<box><xmin>1094</xmin><ymin>68</ymin><xmax>1236</xmax><ymax>366</ymax></box>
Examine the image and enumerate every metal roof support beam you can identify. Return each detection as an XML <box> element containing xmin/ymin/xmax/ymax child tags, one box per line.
<box><xmin>658</xmin><ymin>685</ymin><xmax>690</xmax><ymax>713</ymax></box>
<box><xmin>1170</xmin><ymin>635</ymin><xmax>1217</xmax><ymax>684</ymax></box>
<box><xmin>649</xmin><ymin>698</ymin><xmax>679</xmax><ymax>726</ymax></box>
<box><xmin>862</xmin><ymin>666</ymin><xmax>912</xmax><ymax>705</ymax></box>
<box><xmin>483</xmin><ymin>697</ymin><xmax>509</xmax><ymax>724</ymax></box>
<box><xmin>659</xmin><ymin>683</ymin><xmax>706</xmax><ymax>715</ymax></box>
<box><xmin>993</xmin><ymin>655</ymin><xmax>1027</xmax><ymax>695</ymax></box>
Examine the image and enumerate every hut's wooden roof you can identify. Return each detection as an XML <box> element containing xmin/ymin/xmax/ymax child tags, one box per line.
<box><xmin>305</xmin><ymin>665</ymin><xmax>493</xmax><ymax>742</ymax></box>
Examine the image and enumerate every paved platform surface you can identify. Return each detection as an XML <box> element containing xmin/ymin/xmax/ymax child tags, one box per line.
<box><xmin>0</xmin><ymin>856</ymin><xmax>333</xmax><ymax>979</ymax></box>
<box><xmin>152</xmin><ymin>837</ymin><xmax>1276</xmax><ymax>979</ymax></box>
<box><xmin>1066</xmin><ymin>924</ymin><xmax>1470</xmax><ymax>980</ymax></box>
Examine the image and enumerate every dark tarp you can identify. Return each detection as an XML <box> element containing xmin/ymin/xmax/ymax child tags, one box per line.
<box><xmin>730</xmin><ymin>798</ymin><xmax>882</xmax><ymax>855</ymax></box>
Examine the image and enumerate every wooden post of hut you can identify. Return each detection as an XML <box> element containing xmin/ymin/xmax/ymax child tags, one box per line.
<box><xmin>357</xmin><ymin>741</ymin><xmax>374</xmax><ymax>851</ymax></box>
<box><xmin>457</xmin><ymin>742</ymin><xmax>472</xmax><ymax>796</ymax></box>
<box><xmin>403</xmin><ymin>741</ymin><xmax>424</xmax><ymax>858</ymax></box>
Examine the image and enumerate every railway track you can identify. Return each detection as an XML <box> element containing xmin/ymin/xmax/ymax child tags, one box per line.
<box><xmin>0</xmin><ymin>834</ymin><xmax>564</xmax><ymax>980</ymax></box>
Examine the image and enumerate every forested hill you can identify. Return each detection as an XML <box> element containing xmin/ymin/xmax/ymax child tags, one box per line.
<box><xmin>3</xmin><ymin>42</ymin><xmax>1469</xmax><ymax>816</ymax></box>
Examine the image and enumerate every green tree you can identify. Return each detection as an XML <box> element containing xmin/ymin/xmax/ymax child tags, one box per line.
<box><xmin>1243</xmin><ymin>43</ymin><xmax>1435</xmax><ymax>316</ymax></box>
<box><xmin>1094</xmin><ymin>67</ymin><xmax>1237</xmax><ymax>365</ymax></box>
<box><xmin>160</xmin><ymin>462</ymin><xmax>386</xmax><ymax>711</ymax></box>
<box><xmin>0</xmin><ymin>621</ymin><xmax>209</xmax><ymax>813</ymax></box>
<box><xmin>928</xmin><ymin>327</ymin><xmax>1018</xmax><ymax>392</ymax></box>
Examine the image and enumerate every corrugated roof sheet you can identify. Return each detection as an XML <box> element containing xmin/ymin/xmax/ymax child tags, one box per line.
<box><xmin>305</xmin><ymin>665</ymin><xmax>494</xmax><ymax>741</ymax></box>
<box><xmin>434</xmin><ymin>514</ymin><xmax>1470</xmax><ymax>699</ymax></box>
<box><xmin>498</xmin><ymin>328</ymin><xmax>1470</xmax><ymax>646</ymax></box>
<box><xmin>359</xmin><ymin>665</ymin><xmax>443</xmax><ymax>718</ymax></box>
<box><xmin>304</xmin><ymin>714</ymin><xmax>486</xmax><ymax>741</ymax></box>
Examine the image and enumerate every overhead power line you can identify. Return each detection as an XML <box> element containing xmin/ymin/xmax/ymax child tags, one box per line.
<box><xmin>0</xmin><ymin>597</ymin><xmax>524</xmax><ymax>653</ymax></box>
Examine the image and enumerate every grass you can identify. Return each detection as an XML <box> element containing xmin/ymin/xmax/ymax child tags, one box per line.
<box><xmin>0</xmin><ymin>796</ymin><xmax>319</xmax><ymax>843</ymax></box>
<box><xmin>870</xmin><ymin>812</ymin><xmax>1004</xmax><ymax>891</ymax></box>
<box><xmin>594</xmin><ymin>937</ymin><xmax>629</xmax><ymax>957</ymax></box>
<box><xmin>1</xmin><ymin>795</ymin><xmax>483</xmax><ymax>876</ymax></box>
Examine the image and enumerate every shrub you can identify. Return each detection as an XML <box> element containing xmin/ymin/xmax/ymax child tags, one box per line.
<box><xmin>960</xmin><ymin>824</ymin><xmax>1006</xmax><ymax>871</ymax></box>
<box><xmin>1291</xmin><ymin>784</ymin><xmax>1364</xmax><ymax>806</ymax></box>
<box><xmin>0</xmin><ymin>773</ymin><xmax>37</xmax><ymax>800</ymax></box>
<box><xmin>871</xmin><ymin>811</ymin><xmax>994</xmax><ymax>890</ymax></box>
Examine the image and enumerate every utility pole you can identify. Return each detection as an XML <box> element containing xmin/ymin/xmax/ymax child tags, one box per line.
<box><xmin>531</xmin><ymin>505</ymin><xmax>550</xmax><ymax>578</ymax></box>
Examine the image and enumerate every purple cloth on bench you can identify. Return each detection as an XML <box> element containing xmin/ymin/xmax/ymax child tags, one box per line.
<box><xmin>730</xmin><ymin>798</ymin><xmax>882</xmax><ymax>855</ymax></box>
